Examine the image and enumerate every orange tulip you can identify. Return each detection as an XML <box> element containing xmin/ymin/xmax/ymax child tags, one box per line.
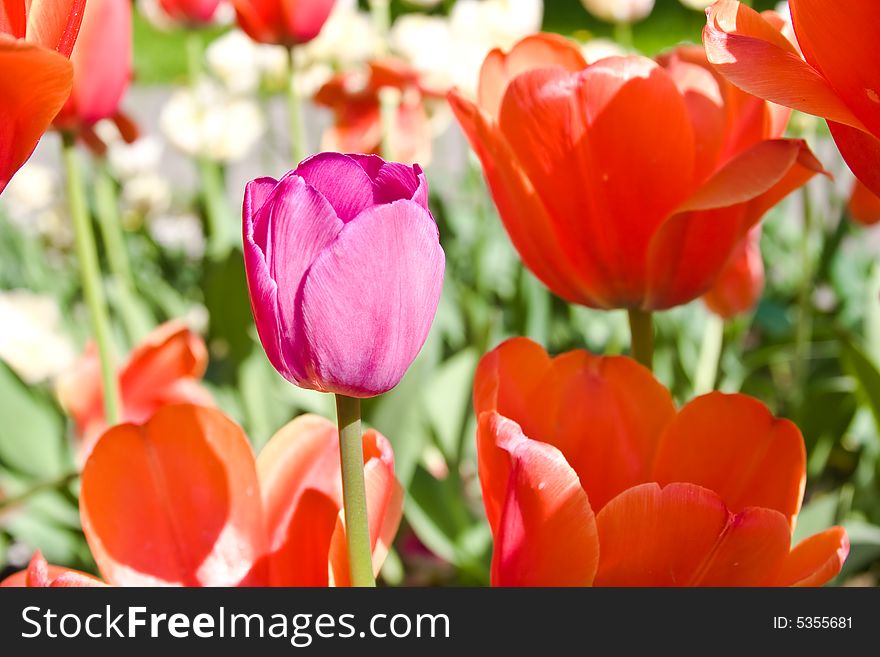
<box><xmin>474</xmin><ymin>337</ymin><xmax>849</xmax><ymax>586</ymax></box>
<box><xmin>52</xmin><ymin>0</ymin><xmax>134</xmax><ymax>151</ymax></box>
<box><xmin>2</xmin><ymin>405</ymin><xmax>402</xmax><ymax>587</ymax></box>
<box><xmin>0</xmin><ymin>0</ymin><xmax>86</xmax><ymax>193</ymax></box>
<box><xmin>314</xmin><ymin>59</ymin><xmax>442</xmax><ymax>166</ymax></box>
<box><xmin>231</xmin><ymin>0</ymin><xmax>336</xmax><ymax>47</ymax></box>
<box><xmin>449</xmin><ymin>33</ymin><xmax>823</xmax><ymax>310</ymax></box>
<box><xmin>1</xmin><ymin>551</ymin><xmax>105</xmax><ymax>587</ymax></box>
<box><xmin>56</xmin><ymin>320</ymin><xmax>213</xmax><ymax>459</ymax></box>
<box><xmin>848</xmin><ymin>179</ymin><xmax>880</xmax><ymax>227</ymax></box>
<box><xmin>703</xmin><ymin>226</ymin><xmax>764</xmax><ymax>319</ymax></box>
<box><xmin>704</xmin><ymin>0</ymin><xmax>880</xmax><ymax>197</ymax></box>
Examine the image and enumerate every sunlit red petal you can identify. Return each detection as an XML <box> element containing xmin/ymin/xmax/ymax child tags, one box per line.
<box><xmin>848</xmin><ymin>179</ymin><xmax>880</xmax><ymax>226</ymax></box>
<box><xmin>774</xmin><ymin>526</ymin><xmax>850</xmax><ymax>587</ymax></box>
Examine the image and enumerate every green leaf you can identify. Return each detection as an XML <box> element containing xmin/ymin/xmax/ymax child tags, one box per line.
<box><xmin>838</xmin><ymin>332</ymin><xmax>880</xmax><ymax>434</ymax></box>
<box><xmin>423</xmin><ymin>348</ymin><xmax>478</xmax><ymax>465</ymax></box>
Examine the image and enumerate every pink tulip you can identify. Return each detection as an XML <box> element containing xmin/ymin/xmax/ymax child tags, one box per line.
<box><xmin>53</xmin><ymin>0</ymin><xmax>132</xmax><ymax>132</ymax></box>
<box><xmin>243</xmin><ymin>152</ymin><xmax>445</xmax><ymax>397</ymax></box>
<box><xmin>158</xmin><ymin>0</ymin><xmax>222</xmax><ymax>26</ymax></box>
<box><xmin>231</xmin><ymin>0</ymin><xmax>337</xmax><ymax>47</ymax></box>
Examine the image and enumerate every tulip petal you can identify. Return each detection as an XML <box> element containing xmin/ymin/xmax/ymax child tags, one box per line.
<box><xmin>25</xmin><ymin>0</ymin><xmax>86</xmax><ymax>56</ymax></box>
<box><xmin>300</xmin><ymin>199</ymin><xmax>444</xmax><ymax>397</ymax></box>
<box><xmin>80</xmin><ymin>405</ymin><xmax>268</xmax><ymax>586</ymax></box>
<box><xmin>478</xmin><ymin>413</ymin><xmax>598</xmax><ymax>586</ymax></box>
<box><xmin>449</xmin><ymin>90</ymin><xmax>592</xmax><ymax>305</ymax></box>
<box><xmin>0</xmin><ymin>39</ymin><xmax>72</xmax><ymax>194</ymax></box>
<box><xmin>499</xmin><ymin>57</ymin><xmax>696</xmax><ymax>307</ymax></box>
<box><xmin>789</xmin><ymin>0</ymin><xmax>880</xmax><ymax>136</ymax></box>
<box><xmin>478</xmin><ymin>32</ymin><xmax>587</xmax><ymax>120</ymax></box>
<box><xmin>1</xmin><ymin>551</ymin><xmax>105</xmax><ymax>587</ymax></box>
<box><xmin>703</xmin><ymin>226</ymin><xmax>764</xmax><ymax>319</ymax></box>
<box><xmin>652</xmin><ymin>393</ymin><xmax>805</xmax><ymax>528</ymax></box>
<box><xmin>848</xmin><ymin>179</ymin><xmax>880</xmax><ymax>226</ymax></box>
<box><xmin>775</xmin><ymin>526</ymin><xmax>849</xmax><ymax>587</ymax></box>
<box><xmin>258</xmin><ymin>414</ymin><xmax>401</xmax><ymax>586</ymax></box>
<box><xmin>703</xmin><ymin>0</ymin><xmax>863</xmax><ymax>130</ymax></box>
<box><xmin>829</xmin><ymin>121</ymin><xmax>880</xmax><ymax>198</ymax></box>
<box><xmin>0</xmin><ymin>0</ymin><xmax>26</xmax><ymax>38</ymax></box>
<box><xmin>595</xmin><ymin>482</ymin><xmax>790</xmax><ymax>586</ymax></box>
<box><xmin>295</xmin><ymin>152</ymin><xmax>375</xmax><ymax>222</ymax></box>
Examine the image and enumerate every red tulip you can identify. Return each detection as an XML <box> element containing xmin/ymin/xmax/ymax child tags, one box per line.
<box><xmin>0</xmin><ymin>0</ymin><xmax>86</xmax><ymax>193</ymax></box>
<box><xmin>158</xmin><ymin>0</ymin><xmax>222</xmax><ymax>26</ymax></box>
<box><xmin>56</xmin><ymin>320</ymin><xmax>213</xmax><ymax>459</ymax></box>
<box><xmin>1</xmin><ymin>551</ymin><xmax>105</xmax><ymax>587</ymax></box>
<box><xmin>52</xmin><ymin>0</ymin><xmax>134</xmax><ymax>146</ymax></box>
<box><xmin>475</xmin><ymin>338</ymin><xmax>849</xmax><ymax>586</ymax></box>
<box><xmin>315</xmin><ymin>59</ymin><xmax>442</xmax><ymax>166</ymax></box>
<box><xmin>231</xmin><ymin>0</ymin><xmax>337</xmax><ymax>47</ymax></box>
<box><xmin>703</xmin><ymin>226</ymin><xmax>764</xmax><ymax>319</ymax></box>
<box><xmin>848</xmin><ymin>179</ymin><xmax>880</xmax><ymax>227</ymax></box>
<box><xmin>704</xmin><ymin>0</ymin><xmax>880</xmax><ymax>197</ymax></box>
<box><xmin>449</xmin><ymin>33</ymin><xmax>823</xmax><ymax>310</ymax></box>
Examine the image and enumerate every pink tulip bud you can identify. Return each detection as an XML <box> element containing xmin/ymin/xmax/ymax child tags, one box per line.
<box><xmin>243</xmin><ymin>152</ymin><xmax>445</xmax><ymax>398</ymax></box>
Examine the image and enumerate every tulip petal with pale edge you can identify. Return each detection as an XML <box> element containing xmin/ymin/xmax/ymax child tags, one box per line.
<box><xmin>300</xmin><ymin>200</ymin><xmax>444</xmax><ymax>397</ymax></box>
<box><xmin>25</xmin><ymin>0</ymin><xmax>86</xmax><ymax>55</ymax></box>
<box><xmin>1</xmin><ymin>551</ymin><xmax>105</xmax><ymax>587</ymax></box>
<box><xmin>595</xmin><ymin>483</ymin><xmax>790</xmax><ymax>586</ymax></box>
<box><xmin>80</xmin><ymin>405</ymin><xmax>268</xmax><ymax>586</ymax></box>
<box><xmin>499</xmin><ymin>57</ymin><xmax>695</xmax><ymax>308</ymax></box>
<box><xmin>0</xmin><ymin>39</ymin><xmax>72</xmax><ymax>194</ymax></box>
<box><xmin>774</xmin><ymin>526</ymin><xmax>849</xmax><ymax>587</ymax></box>
<box><xmin>257</xmin><ymin>415</ymin><xmax>402</xmax><ymax>586</ymax></box>
<box><xmin>295</xmin><ymin>153</ymin><xmax>375</xmax><ymax>222</ymax></box>
<box><xmin>829</xmin><ymin>121</ymin><xmax>880</xmax><ymax>198</ymax></box>
<box><xmin>652</xmin><ymin>393</ymin><xmax>805</xmax><ymax>528</ymax></box>
<box><xmin>479</xmin><ymin>413</ymin><xmax>598</xmax><ymax>587</ymax></box>
<box><xmin>703</xmin><ymin>0</ymin><xmax>863</xmax><ymax>130</ymax></box>
<box><xmin>789</xmin><ymin>0</ymin><xmax>880</xmax><ymax>136</ymax></box>
<box><xmin>449</xmin><ymin>91</ymin><xmax>591</xmax><ymax>304</ymax></box>
<box><xmin>478</xmin><ymin>33</ymin><xmax>587</xmax><ymax>121</ymax></box>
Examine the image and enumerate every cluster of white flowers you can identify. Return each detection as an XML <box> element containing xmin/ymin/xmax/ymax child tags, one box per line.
<box><xmin>390</xmin><ymin>0</ymin><xmax>544</xmax><ymax>98</ymax></box>
<box><xmin>580</xmin><ymin>0</ymin><xmax>654</xmax><ymax>24</ymax></box>
<box><xmin>0</xmin><ymin>160</ymin><xmax>73</xmax><ymax>249</ymax></box>
<box><xmin>0</xmin><ymin>290</ymin><xmax>76</xmax><ymax>384</ymax></box>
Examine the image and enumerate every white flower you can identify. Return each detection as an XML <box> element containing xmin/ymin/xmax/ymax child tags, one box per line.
<box><xmin>0</xmin><ymin>290</ymin><xmax>76</xmax><ymax>384</ymax></box>
<box><xmin>159</xmin><ymin>81</ymin><xmax>265</xmax><ymax>162</ymax></box>
<box><xmin>580</xmin><ymin>0</ymin><xmax>655</xmax><ymax>24</ymax></box>
<box><xmin>678</xmin><ymin>0</ymin><xmax>714</xmax><ymax>10</ymax></box>
<box><xmin>206</xmin><ymin>30</ymin><xmax>263</xmax><ymax>94</ymax></box>
<box><xmin>120</xmin><ymin>173</ymin><xmax>173</xmax><ymax>223</ymax></box>
<box><xmin>581</xmin><ymin>37</ymin><xmax>627</xmax><ymax>64</ymax></box>
<box><xmin>0</xmin><ymin>162</ymin><xmax>58</xmax><ymax>234</ymax></box>
<box><xmin>148</xmin><ymin>212</ymin><xmax>207</xmax><ymax>260</ymax></box>
<box><xmin>401</xmin><ymin>0</ymin><xmax>444</xmax><ymax>8</ymax></box>
<box><xmin>300</xmin><ymin>0</ymin><xmax>379</xmax><ymax>67</ymax></box>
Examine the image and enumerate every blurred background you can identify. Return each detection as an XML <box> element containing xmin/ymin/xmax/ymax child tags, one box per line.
<box><xmin>1</xmin><ymin>0</ymin><xmax>878</xmax><ymax>586</ymax></box>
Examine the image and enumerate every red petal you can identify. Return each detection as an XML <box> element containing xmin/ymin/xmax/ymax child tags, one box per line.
<box><xmin>652</xmin><ymin>393</ymin><xmax>806</xmax><ymax>528</ymax></box>
<box><xmin>774</xmin><ymin>526</ymin><xmax>849</xmax><ymax>587</ymax></box>
<box><xmin>703</xmin><ymin>0</ymin><xmax>863</xmax><ymax>130</ymax></box>
<box><xmin>0</xmin><ymin>39</ymin><xmax>72</xmax><ymax>194</ymax></box>
<box><xmin>80</xmin><ymin>405</ymin><xmax>268</xmax><ymax>586</ymax></box>
<box><xmin>829</xmin><ymin>121</ymin><xmax>880</xmax><ymax>198</ymax></box>
<box><xmin>479</xmin><ymin>413</ymin><xmax>598</xmax><ymax>586</ymax></box>
<box><xmin>848</xmin><ymin>179</ymin><xmax>880</xmax><ymax>226</ymax></box>
<box><xmin>25</xmin><ymin>0</ymin><xmax>87</xmax><ymax>56</ymax></box>
<box><xmin>703</xmin><ymin>226</ymin><xmax>764</xmax><ymax>319</ymax></box>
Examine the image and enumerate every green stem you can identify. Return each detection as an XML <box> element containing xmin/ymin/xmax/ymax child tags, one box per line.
<box><xmin>287</xmin><ymin>46</ymin><xmax>307</xmax><ymax>164</ymax></box>
<box><xmin>369</xmin><ymin>0</ymin><xmax>396</xmax><ymax>159</ymax></box>
<box><xmin>694</xmin><ymin>312</ymin><xmax>725</xmax><ymax>396</ymax></box>
<box><xmin>186</xmin><ymin>31</ymin><xmax>203</xmax><ymax>83</ymax></box>
<box><xmin>335</xmin><ymin>394</ymin><xmax>375</xmax><ymax>587</ymax></box>
<box><xmin>198</xmin><ymin>156</ymin><xmax>234</xmax><ymax>258</ymax></box>
<box><xmin>613</xmin><ymin>21</ymin><xmax>634</xmax><ymax>50</ymax></box>
<box><xmin>369</xmin><ymin>0</ymin><xmax>391</xmax><ymax>57</ymax></box>
<box><xmin>61</xmin><ymin>134</ymin><xmax>120</xmax><ymax>426</ymax></box>
<box><xmin>94</xmin><ymin>159</ymin><xmax>148</xmax><ymax>342</ymax></box>
<box><xmin>627</xmin><ymin>308</ymin><xmax>654</xmax><ymax>370</ymax></box>
<box><xmin>793</xmin><ymin>187</ymin><xmax>816</xmax><ymax>410</ymax></box>
<box><xmin>0</xmin><ymin>472</ymin><xmax>79</xmax><ymax>512</ymax></box>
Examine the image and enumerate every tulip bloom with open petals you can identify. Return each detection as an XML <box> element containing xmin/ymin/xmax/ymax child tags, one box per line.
<box><xmin>449</xmin><ymin>33</ymin><xmax>823</xmax><ymax>310</ymax></box>
<box><xmin>158</xmin><ymin>0</ymin><xmax>222</xmax><ymax>26</ymax></box>
<box><xmin>703</xmin><ymin>226</ymin><xmax>764</xmax><ymax>319</ymax></box>
<box><xmin>475</xmin><ymin>338</ymin><xmax>849</xmax><ymax>586</ymax></box>
<box><xmin>56</xmin><ymin>320</ymin><xmax>213</xmax><ymax>459</ymax></box>
<box><xmin>231</xmin><ymin>0</ymin><xmax>336</xmax><ymax>47</ymax></box>
<box><xmin>52</xmin><ymin>0</ymin><xmax>134</xmax><ymax>147</ymax></box>
<box><xmin>704</xmin><ymin>0</ymin><xmax>880</xmax><ymax>197</ymax></box>
<box><xmin>243</xmin><ymin>152</ymin><xmax>445</xmax><ymax>398</ymax></box>
<box><xmin>2</xmin><ymin>405</ymin><xmax>402</xmax><ymax>586</ymax></box>
<box><xmin>0</xmin><ymin>0</ymin><xmax>86</xmax><ymax>193</ymax></box>
<box><xmin>315</xmin><ymin>59</ymin><xmax>443</xmax><ymax>166</ymax></box>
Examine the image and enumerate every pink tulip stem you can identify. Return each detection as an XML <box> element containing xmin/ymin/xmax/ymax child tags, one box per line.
<box><xmin>287</xmin><ymin>47</ymin><xmax>307</xmax><ymax>164</ymax></box>
<box><xmin>61</xmin><ymin>133</ymin><xmax>121</xmax><ymax>426</ymax></box>
<box><xmin>335</xmin><ymin>394</ymin><xmax>376</xmax><ymax>587</ymax></box>
<box><xmin>627</xmin><ymin>308</ymin><xmax>654</xmax><ymax>371</ymax></box>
